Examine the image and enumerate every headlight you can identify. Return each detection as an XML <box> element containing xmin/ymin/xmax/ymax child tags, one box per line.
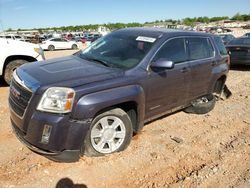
<box><xmin>37</xmin><ymin>87</ymin><xmax>75</xmax><ymax>113</ymax></box>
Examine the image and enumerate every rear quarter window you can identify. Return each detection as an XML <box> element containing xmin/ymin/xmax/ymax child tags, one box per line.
<box><xmin>214</xmin><ymin>37</ymin><xmax>228</xmax><ymax>56</ymax></box>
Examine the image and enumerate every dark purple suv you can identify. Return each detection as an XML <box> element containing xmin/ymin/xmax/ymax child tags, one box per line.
<box><xmin>9</xmin><ymin>28</ymin><xmax>229</xmax><ymax>162</ymax></box>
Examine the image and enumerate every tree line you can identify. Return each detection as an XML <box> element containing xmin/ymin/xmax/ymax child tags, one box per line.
<box><xmin>182</xmin><ymin>13</ymin><xmax>250</xmax><ymax>26</ymax></box>
<box><xmin>7</xmin><ymin>12</ymin><xmax>250</xmax><ymax>32</ymax></box>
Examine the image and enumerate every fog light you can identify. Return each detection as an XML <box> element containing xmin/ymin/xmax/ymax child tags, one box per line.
<box><xmin>41</xmin><ymin>124</ymin><xmax>52</xmax><ymax>144</ymax></box>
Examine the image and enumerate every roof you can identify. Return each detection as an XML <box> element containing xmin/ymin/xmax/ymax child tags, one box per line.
<box><xmin>114</xmin><ymin>27</ymin><xmax>215</xmax><ymax>39</ymax></box>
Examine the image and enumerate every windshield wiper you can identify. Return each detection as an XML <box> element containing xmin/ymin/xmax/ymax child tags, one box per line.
<box><xmin>79</xmin><ymin>54</ymin><xmax>111</xmax><ymax>67</ymax></box>
<box><xmin>88</xmin><ymin>58</ymin><xmax>111</xmax><ymax>67</ymax></box>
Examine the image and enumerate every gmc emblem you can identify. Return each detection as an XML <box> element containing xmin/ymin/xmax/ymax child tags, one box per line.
<box><xmin>10</xmin><ymin>85</ymin><xmax>21</xmax><ymax>100</ymax></box>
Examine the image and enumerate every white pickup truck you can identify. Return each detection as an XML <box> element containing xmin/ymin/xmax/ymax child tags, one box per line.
<box><xmin>0</xmin><ymin>38</ymin><xmax>45</xmax><ymax>84</ymax></box>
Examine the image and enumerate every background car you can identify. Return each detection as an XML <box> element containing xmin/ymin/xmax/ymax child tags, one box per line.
<box><xmin>71</xmin><ymin>36</ymin><xmax>87</xmax><ymax>44</ymax></box>
<box><xmin>243</xmin><ymin>24</ymin><xmax>250</xmax><ymax>29</ymax></box>
<box><xmin>226</xmin><ymin>37</ymin><xmax>250</xmax><ymax>66</ymax></box>
<box><xmin>80</xmin><ymin>37</ymin><xmax>87</xmax><ymax>43</ymax></box>
<box><xmin>81</xmin><ymin>34</ymin><xmax>102</xmax><ymax>43</ymax></box>
<box><xmin>0</xmin><ymin>38</ymin><xmax>45</xmax><ymax>84</ymax></box>
<box><xmin>219</xmin><ymin>34</ymin><xmax>235</xmax><ymax>45</ymax></box>
<box><xmin>40</xmin><ymin>38</ymin><xmax>79</xmax><ymax>51</ymax></box>
<box><xmin>0</xmin><ymin>35</ymin><xmax>26</xmax><ymax>41</ymax></box>
<box><xmin>91</xmin><ymin>34</ymin><xmax>102</xmax><ymax>42</ymax></box>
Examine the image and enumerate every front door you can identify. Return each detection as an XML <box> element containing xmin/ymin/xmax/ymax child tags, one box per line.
<box><xmin>145</xmin><ymin>37</ymin><xmax>191</xmax><ymax>120</ymax></box>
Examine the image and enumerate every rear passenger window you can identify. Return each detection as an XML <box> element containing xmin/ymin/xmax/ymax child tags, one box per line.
<box><xmin>188</xmin><ymin>38</ymin><xmax>214</xmax><ymax>60</ymax></box>
<box><xmin>214</xmin><ymin>37</ymin><xmax>228</xmax><ymax>56</ymax></box>
<box><xmin>153</xmin><ymin>38</ymin><xmax>188</xmax><ymax>63</ymax></box>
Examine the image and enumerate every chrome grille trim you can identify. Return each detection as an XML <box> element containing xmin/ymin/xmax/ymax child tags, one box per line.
<box><xmin>9</xmin><ymin>71</ymin><xmax>33</xmax><ymax>118</ymax></box>
<box><xmin>13</xmin><ymin>71</ymin><xmax>32</xmax><ymax>93</ymax></box>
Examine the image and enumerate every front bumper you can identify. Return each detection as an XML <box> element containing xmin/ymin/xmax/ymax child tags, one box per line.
<box><xmin>10</xmin><ymin>109</ymin><xmax>91</xmax><ymax>162</ymax></box>
<box><xmin>12</xmin><ymin>122</ymin><xmax>80</xmax><ymax>162</ymax></box>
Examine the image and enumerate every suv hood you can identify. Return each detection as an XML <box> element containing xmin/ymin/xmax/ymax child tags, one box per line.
<box><xmin>17</xmin><ymin>55</ymin><xmax>124</xmax><ymax>90</ymax></box>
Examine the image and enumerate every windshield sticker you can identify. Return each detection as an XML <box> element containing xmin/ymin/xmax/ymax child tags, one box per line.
<box><xmin>136</xmin><ymin>36</ymin><xmax>156</xmax><ymax>43</ymax></box>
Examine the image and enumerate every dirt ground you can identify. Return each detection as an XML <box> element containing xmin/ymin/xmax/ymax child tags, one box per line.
<box><xmin>0</xmin><ymin>50</ymin><xmax>249</xmax><ymax>188</ymax></box>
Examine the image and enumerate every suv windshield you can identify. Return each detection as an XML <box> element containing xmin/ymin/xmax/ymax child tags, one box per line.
<box><xmin>78</xmin><ymin>33</ymin><xmax>155</xmax><ymax>69</ymax></box>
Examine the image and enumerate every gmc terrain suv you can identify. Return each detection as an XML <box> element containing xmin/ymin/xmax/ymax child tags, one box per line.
<box><xmin>9</xmin><ymin>28</ymin><xmax>229</xmax><ymax>162</ymax></box>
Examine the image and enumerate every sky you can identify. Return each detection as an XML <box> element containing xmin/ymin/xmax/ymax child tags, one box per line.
<box><xmin>0</xmin><ymin>0</ymin><xmax>249</xmax><ymax>30</ymax></box>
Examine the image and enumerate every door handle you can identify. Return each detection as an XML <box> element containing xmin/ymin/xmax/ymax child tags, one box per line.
<box><xmin>181</xmin><ymin>67</ymin><xmax>189</xmax><ymax>73</ymax></box>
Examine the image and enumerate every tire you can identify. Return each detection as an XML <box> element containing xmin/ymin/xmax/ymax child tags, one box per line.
<box><xmin>184</xmin><ymin>94</ymin><xmax>216</xmax><ymax>115</ymax></box>
<box><xmin>48</xmin><ymin>45</ymin><xmax>55</xmax><ymax>51</ymax></box>
<box><xmin>82</xmin><ymin>108</ymin><xmax>133</xmax><ymax>157</ymax></box>
<box><xmin>4</xmin><ymin>59</ymin><xmax>28</xmax><ymax>85</ymax></box>
<box><xmin>72</xmin><ymin>44</ymin><xmax>78</xmax><ymax>50</ymax></box>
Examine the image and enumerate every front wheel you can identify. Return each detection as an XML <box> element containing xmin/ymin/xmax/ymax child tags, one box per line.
<box><xmin>4</xmin><ymin>59</ymin><xmax>28</xmax><ymax>85</ymax></box>
<box><xmin>83</xmin><ymin>108</ymin><xmax>133</xmax><ymax>157</ymax></box>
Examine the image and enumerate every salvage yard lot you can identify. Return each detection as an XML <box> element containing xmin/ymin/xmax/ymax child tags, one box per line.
<box><xmin>0</xmin><ymin>50</ymin><xmax>249</xmax><ymax>188</ymax></box>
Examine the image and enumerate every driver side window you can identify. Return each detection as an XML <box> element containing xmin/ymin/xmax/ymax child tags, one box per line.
<box><xmin>153</xmin><ymin>38</ymin><xmax>188</xmax><ymax>64</ymax></box>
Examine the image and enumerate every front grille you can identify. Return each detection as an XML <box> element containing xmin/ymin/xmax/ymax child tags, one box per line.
<box><xmin>9</xmin><ymin>79</ymin><xmax>32</xmax><ymax>117</ymax></box>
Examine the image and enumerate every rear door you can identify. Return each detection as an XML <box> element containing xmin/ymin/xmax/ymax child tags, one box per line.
<box><xmin>186</xmin><ymin>37</ymin><xmax>215</xmax><ymax>101</ymax></box>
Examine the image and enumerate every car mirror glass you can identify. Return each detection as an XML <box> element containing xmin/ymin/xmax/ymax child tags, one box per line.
<box><xmin>151</xmin><ymin>59</ymin><xmax>174</xmax><ymax>69</ymax></box>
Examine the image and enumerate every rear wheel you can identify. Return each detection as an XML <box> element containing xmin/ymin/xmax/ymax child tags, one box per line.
<box><xmin>71</xmin><ymin>44</ymin><xmax>78</xmax><ymax>50</ymax></box>
<box><xmin>4</xmin><ymin>59</ymin><xmax>28</xmax><ymax>85</ymax></box>
<box><xmin>184</xmin><ymin>94</ymin><xmax>216</xmax><ymax>114</ymax></box>
<box><xmin>48</xmin><ymin>45</ymin><xmax>55</xmax><ymax>51</ymax></box>
<box><xmin>83</xmin><ymin>108</ymin><xmax>133</xmax><ymax>157</ymax></box>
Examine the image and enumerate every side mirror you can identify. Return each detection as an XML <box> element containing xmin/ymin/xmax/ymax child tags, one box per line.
<box><xmin>151</xmin><ymin>59</ymin><xmax>174</xmax><ymax>69</ymax></box>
